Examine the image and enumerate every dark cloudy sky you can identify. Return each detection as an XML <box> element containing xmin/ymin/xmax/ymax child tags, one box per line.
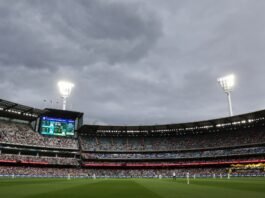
<box><xmin>1</xmin><ymin>0</ymin><xmax>265</xmax><ymax>125</ymax></box>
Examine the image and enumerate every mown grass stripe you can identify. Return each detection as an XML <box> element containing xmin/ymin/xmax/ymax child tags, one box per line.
<box><xmin>0</xmin><ymin>178</ymin><xmax>264</xmax><ymax>198</ymax></box>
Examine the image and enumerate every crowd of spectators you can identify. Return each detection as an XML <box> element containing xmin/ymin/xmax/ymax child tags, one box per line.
<box><xmin>0</xmin><ymin>154</ymin><xmax>79</xmax><ymax>166</ymax></box>
<box><xmin>1</xmin><ymin>120</ymin><xmax>265</xmax><ymax>154</ymax></box>
<box><xmin>0</xmin><ymin>166</ymin><xmax>264</xmax><ymax>177</ymax></box>
<box><xmin>82</xmin><ymin>156</ymin><xmax>265</xmax><ymax>165</ymax></box>
<box><xmin>0</xmin><ymin>121</ymin><xmax>78</xmax><ymax>149</ymax></box>
<box><xmin>1</xmin><ymin>120</ymin><xmax>265</xmax><ymax>173</ymax></box>
<box><xmin>81</xmin><ymin>146</ymin><xmax>265</xmax><ymax>160</ymax></box>
<box><xmin>231</xmin><ymin>169</ymin><xmax>265</xmax><ymax>175</ymax></box>
<box><xmin>80</xmin><ymin>129</ymin><xmax>265</xmax><ymax>151</ymax></box>
<box><xmin>0</xmin><ymin>166</ymin><xmax>85</xmax><ymax>176</ymax></box>
<box><xmin>86</xmin><ymin>168</ymin><xmax>228</xmax><ymax>178</ymax></box>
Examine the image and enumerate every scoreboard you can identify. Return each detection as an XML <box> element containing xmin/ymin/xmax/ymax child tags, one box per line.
<box><xmin>37</xmin><ymin>108</ymin><xmax>83</xmax><ymax>137</ymax></box>
<box><xmin>40</xmin><ymin>117</ymin><xmax>75</xmax><ymax>136</ymax></box>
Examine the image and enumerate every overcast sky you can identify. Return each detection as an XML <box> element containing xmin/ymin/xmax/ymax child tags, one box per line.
<box><xmin>1</xmin><ymin>0</ymin><xmax>265</xmax><ymax>125</ymax></box>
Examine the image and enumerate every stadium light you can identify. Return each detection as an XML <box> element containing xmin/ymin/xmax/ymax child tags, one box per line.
<box><xmin>217</xmin><ymin>74</ymin><xmax>235</xmax><ymax>116</ymax></box>
<box><xmin>57</xmin><ymin>81</ymin><xmax>74</xmax><ymax>110</ymax></box>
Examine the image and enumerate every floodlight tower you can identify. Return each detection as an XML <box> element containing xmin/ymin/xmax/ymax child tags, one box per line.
<box><xmin>57</xmin><ymin>81</ymin><xmax>74</xmax><ymax>110</ymax></box>
<box><xmin>217</xmin><ymin>74</ymin><xmax>235</xmax><ymax>116</ymax></box>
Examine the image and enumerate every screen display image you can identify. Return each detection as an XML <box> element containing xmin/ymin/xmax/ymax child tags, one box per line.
<box><xmin>40</xmin><ymin>117</ymin><xmax>75</xmax><ymax>136</ymax></box>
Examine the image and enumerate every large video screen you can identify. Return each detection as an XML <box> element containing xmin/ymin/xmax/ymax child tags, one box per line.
<box><xmin>40</xmin><ymin>117</ymin><xmax>75</xmax><ymax>136</ymax></box>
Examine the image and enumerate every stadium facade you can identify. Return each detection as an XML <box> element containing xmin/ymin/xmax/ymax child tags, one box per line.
<box><xmin>0</xmin><ymin>99</ymin><xmax>264</xmax><ymax>178</ymax></box>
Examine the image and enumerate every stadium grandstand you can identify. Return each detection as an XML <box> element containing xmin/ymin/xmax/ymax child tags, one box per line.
<box><xmin>0</xmin><ymin>98</ymin><xmax>264</xmax><ymax>178</ymax></box>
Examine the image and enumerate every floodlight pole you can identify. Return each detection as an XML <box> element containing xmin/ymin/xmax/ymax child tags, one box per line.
<box><xmin>217</xmin><ymin>74</ymin><xmax>235</xmax><ymax>117</ymax></box>
<box><xmin>57</xmin><ymin>81</ymin><xmax>74</xmax><ymax>111</ymax></box>
<box><xmin>226</xmin><ymin>92</ymin><xmax>233</xmax><ymax>116</ymax></box>
<box><xmin>62</xmin><ymin>97</ymin><xmax>67</xmax><ymax>111</ymax></box>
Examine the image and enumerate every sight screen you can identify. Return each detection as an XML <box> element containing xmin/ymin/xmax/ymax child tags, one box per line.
<box><xmin>40</xmin><ymin>117</ymin><xmax>75</xmax><ymax>136</ymax></box>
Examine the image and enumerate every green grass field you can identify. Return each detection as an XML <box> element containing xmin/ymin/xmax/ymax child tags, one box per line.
<box><xmin>0</xmin><ymin>178</ymin><xmax>265</xmax><ymax>198</ymax></box>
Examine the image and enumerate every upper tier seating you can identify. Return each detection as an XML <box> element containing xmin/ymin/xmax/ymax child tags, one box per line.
<box><xmin>0</xmin><ymin>121</ymin><xmax>78</xmax><ymax>150</ymax></box>
<box><xmin>80</xmin><ymin>129</ymin><xmax>265</xmax><ymax>151</ymax></box>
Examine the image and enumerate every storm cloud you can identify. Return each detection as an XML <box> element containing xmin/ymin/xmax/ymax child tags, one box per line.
<box><xmin>0</xmin><ymin>0</ymin><xmax>265</xmax><ymax>125</ymax></box>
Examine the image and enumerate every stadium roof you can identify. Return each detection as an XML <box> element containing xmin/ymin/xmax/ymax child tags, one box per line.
<box><xmin>0</xmin><ymin>99</ymin><xmax>47</xmax><ymax>121</ymax></box>
<box><xmin>44</xmin><ymin>108</ymin><xmax>84</xmax><ymax>120</ymax></box>
<box><xmin>78</xmin><ymin>109</ymin><xmax>265</xmax><ymax>134</ymax></box>
<box><xmin>0</xmin><ymin>99</ymin><xmax>84</xmax><ymax>122</ymax></box>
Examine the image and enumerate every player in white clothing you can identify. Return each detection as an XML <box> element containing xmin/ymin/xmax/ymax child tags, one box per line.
<box><xmin>173</xmin><ymin>172</ymin><xmax>176</xmax><ymax>181</ymax></box>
